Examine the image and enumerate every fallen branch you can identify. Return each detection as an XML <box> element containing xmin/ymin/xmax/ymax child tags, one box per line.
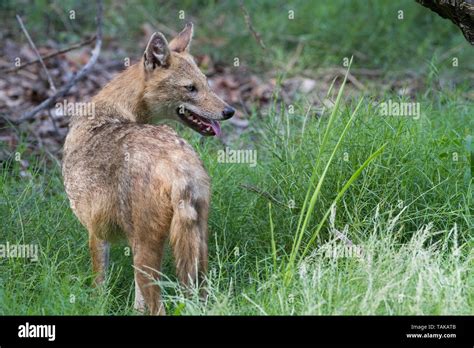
<box><xmin>16</xmin><ymin>14</ymin><xmax>56</xmax><ymax>92</ymax></box>
<box><xmin>307</xmin><ymin>67</ymin><xmax>367</xmax><ymax>91</ymax></box>
<box><xmin>239</xmin><ymin>1</ymin><xmax>266</xmax><ymax>50</ymax></box>
<box><xmin>1</xmin><ymin>36</ymin><xmax>96</xmax><ymax>74</ymax></box>
<box><xmin>13</xmin><ymin>0</ymin><xmax>103</xmax><ymax>125</ymax></box>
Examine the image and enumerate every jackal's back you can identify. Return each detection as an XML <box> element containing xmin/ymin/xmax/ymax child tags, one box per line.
<box><xmin>62</xmin><ymin>120</ymin><xmax>210</xmax><ymax>241</ymax></box>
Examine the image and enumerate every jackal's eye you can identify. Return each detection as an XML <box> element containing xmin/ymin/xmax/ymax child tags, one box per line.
<box><xmin>185</xmin><ymin>84</ymin><xmax>197</xmax><ymax>93</ymax></box>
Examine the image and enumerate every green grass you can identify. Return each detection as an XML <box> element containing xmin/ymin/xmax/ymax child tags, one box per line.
<box><xmin>0</xmin><ymin>82</ymin><xmax>471</xmax><ymax>315</ymax></box>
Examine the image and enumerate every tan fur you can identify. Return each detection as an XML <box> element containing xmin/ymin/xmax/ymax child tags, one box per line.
<box><xmin>62</xmin><ymin>23</ymin><xmax>233</xmax><ymax>315</ymax></box>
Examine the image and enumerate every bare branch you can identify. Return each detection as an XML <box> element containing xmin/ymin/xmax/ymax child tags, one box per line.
<box><xmin>16</xmin><ymin>14</ymin><xmax>56</xmax><ymax>92</ymax></box>
<box><xmin>1</xmin><ymin>36</ymin><xmax>96</xmax><ymax>74</ymax></box>
<box><xmin>239</xmin><ymin>1</ymin><xmax>266</xmax><ymax>50</ymax></box>
<box><xmin>14</xmin><ymin>0</ymin><xmax>103</xmax><ymax>125</ymax></box>
<box><xmin>305</xmin><ymin>67</ymin><xmax>367</xmax><ymax>91</ymax></box>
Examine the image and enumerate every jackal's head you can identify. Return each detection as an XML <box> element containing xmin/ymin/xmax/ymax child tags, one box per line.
<box><xmin>141</xmin><ymin>23</ymin><xmax>234</xmax><ymax>136</ymax></box>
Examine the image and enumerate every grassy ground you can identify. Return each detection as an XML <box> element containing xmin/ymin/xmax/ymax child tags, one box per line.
<box><xmin>0</xmin><ymin>1</ymin><xmax>472</xmax><ymax>315</ymax></box>
<box><xmin>0</xmin><ymin>81</ymin><xmax>471</xmax><ymax>314</ymax></box>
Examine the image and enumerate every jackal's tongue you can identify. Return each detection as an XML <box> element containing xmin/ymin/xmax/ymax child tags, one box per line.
<box><xmin>210</xmin><ymin>120</ymin><xmax>221</xmax><ymax>137</ymax></box>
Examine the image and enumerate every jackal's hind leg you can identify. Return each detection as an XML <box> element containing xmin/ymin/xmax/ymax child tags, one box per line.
<box><xmin>198</xmin><ymin>203</ymin><xmax>209</xmax><ymax>299</ymax></box>
<box><xmin>133</xmin><ymin>240</ymin><xmax>166</xmax><ymax>315</ymax></box>
<box><xmin>88</xmin><ymin>233</ymin><xmax>110</xmax><ymax>286</ymax></box>
<box><xmin>134</xmin><ymin>276</ymin><xmax>146</xmax><ymax>313</ymax></box>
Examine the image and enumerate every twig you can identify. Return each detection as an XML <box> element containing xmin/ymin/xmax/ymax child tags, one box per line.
<box><xmin>16</xmin><ymin>14</ymin><xmax>56</xmax><ymax>92</ymax></box>
<box><xmin>344</xmin><ymin>72</ymin><xmax>366</xmax><ymax>91</ymax></box>
<box><xmin>239</xmin><ymin>183</ymin><xmax>286</xmax><ymax>207</ymax></box>
<box><xmin>14</xmin><ymin>0</ymin><xmax>103</xmax><ymax>125</ymax></box>
<box><xmin>306</xmin><ymin>67</ymin><xmax>367</xmax><ymax>91</ymax></box>
<box><xmin>239</xmin><ymin>1</ymin><xmax>266</xmax><ymax>50</ymax></box>
<box><xmin>1</xmin><ymin>36</ymin><xmax>96</xmax><ymax>74</ymax></box>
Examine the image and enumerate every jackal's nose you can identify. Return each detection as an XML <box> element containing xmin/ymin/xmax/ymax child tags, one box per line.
<box><xmin>222</xmin><ymin>106</ymin><xmax>235</xmax><ymax>119</ymax></box>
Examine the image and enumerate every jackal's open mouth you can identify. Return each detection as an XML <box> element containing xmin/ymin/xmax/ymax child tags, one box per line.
<box><xmin>176</xmin><ymin>107</ymin><xmax>221</xmax><ymax>136</ymax></box>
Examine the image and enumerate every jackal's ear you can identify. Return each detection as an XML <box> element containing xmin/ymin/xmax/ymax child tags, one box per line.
<box><xmin>144</xmin><ymin>32</ymin><xmax>170</xmax><ymax>70</ymax></box>
<box><xmin>169</xmin><ymin>22</ymin><xmax>193</xmax><ymax>53</ymax></box>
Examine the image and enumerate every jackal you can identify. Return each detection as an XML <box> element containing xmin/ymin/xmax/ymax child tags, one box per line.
<box><xmin>62</xmin><ymin>23</ymin><xmax>234</xmax><ymax>315</ymax></box>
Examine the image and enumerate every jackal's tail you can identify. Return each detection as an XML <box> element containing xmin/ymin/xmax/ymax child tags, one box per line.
<box><xmin>169</xmin><ymin>186</ymin><xmax>209</xmax><ymax>288</ymax></box>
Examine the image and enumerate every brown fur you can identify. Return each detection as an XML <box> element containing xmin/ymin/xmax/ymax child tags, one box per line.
<box><xmin>62</xmin><ymin>23</ymin><xmax>233</xmax><ymax>315</ymax></box>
